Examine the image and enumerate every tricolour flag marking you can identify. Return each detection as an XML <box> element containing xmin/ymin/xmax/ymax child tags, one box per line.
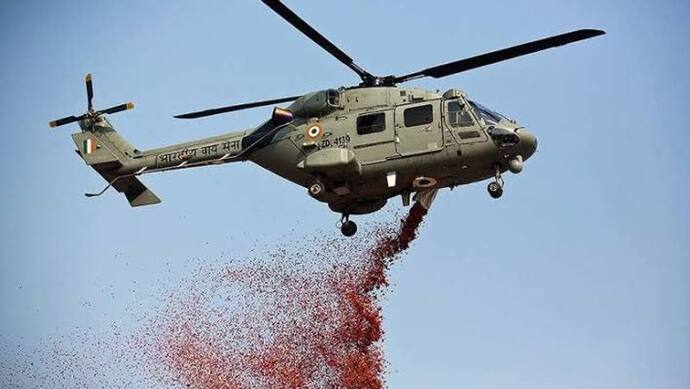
<box><xmin>83</xmin><ymin>138</ymin><xmax>96</xmax><ymax>154</ymax></box>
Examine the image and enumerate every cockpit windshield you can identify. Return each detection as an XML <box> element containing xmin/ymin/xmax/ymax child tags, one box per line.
<box><xmin>468</xmin><ymin>100</ymin><xmax>507</xmax><ymax>124</ymax></box>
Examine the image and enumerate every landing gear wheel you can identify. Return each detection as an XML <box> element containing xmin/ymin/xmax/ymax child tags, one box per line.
<box><xmin>488</xmin><ymin>164</ymin><xmax>504</xmax><ymax>199</ymax></box>
<box><xmin>487</xmin><ymin>181</ymin><xmax>503</xmax><ymax>199</ymax></box>
<box><xmin>308</xmin><ymin>179</ymin><xmax>326</xmax><ymax>198</ymax></box>
<box><xmin>341</xmin><ymin>220</ymin><xmax>357</xmax><ymax>237</ymax></box>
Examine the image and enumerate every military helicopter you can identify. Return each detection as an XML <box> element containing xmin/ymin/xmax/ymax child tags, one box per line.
<box><xmin>49</xmin><ymin>0</ymin><xmax>604</xmax><ymax>236</ymax></box>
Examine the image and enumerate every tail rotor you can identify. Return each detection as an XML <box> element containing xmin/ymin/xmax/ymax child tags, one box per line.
<box><xmin>49</xmin><ymin>73</ymin><xmax>134</xmax><ymax>128</ymax></box>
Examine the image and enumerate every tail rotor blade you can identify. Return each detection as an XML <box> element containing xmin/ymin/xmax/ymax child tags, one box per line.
<box><xmin>100</xmin><ymin>102</ymin><xmax>134</xmax><ymax>115</ymax></box>
<box><xmin>85</xmin><ymin>73</ymin><xmax>94</xmax><ymax>111</ymax></box>
<box><xmin>49</xmin><ymin>114</ymin><xmax>84</xmax><ymax>128</ymax></box>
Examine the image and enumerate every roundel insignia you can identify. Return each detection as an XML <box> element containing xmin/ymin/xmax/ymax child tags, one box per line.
<box><xmin>305</xmin><ymin>123</ymin><xmax>324</xmax><ymax>142</ymax></box>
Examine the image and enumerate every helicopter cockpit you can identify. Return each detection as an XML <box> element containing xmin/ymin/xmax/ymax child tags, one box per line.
<box><xmin>442</xmin><ymin>89</ymin><xmax>510</xmax><ymax>127</ymax></box>
<box><xmin>443</xmin><ymin>89</ymin><xmax>520</xmax><ymax>148</ymax></box>
<box><xmin>467</xmin><ymin>100</ymin><xmax>520</xmax><ymax>148</ymax></box>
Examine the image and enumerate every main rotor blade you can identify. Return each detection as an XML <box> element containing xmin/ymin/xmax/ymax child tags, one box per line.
<box><xmin>85</xmin><ymin>73</ymin><xmax>94</xmax><ymax>111</ymax></box>
<box><xmin>49</xmin><ymin>114</ymin><xmax>85</xmax><ymax>128</ymax></box>
<box><xmin>261</xmin><ymin>0</ymin><xmax>375</xmax><ymax>84</ymax></box>
<box><xmin>174</xmin><ymin>95</ymin><xmax>301</xmax><ymax>119</ymax></box>
<box><xmin>100</xmin><ymin>102</ymin><xmax>134</xmax><ymax>115</ymax></box>
<box><xmin>392</xmin><ymin>29</ymin><xmax>606</xmax><ymax>84</ymax></box>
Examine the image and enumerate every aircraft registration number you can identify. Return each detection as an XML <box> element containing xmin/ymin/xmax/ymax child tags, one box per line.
<box><xmin>321</xmin><ymin>134</ymin><xmax>351</xmax><ymax>148</ymax></box>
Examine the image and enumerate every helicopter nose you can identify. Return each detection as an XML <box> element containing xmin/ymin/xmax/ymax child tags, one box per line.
<box><xmin>518</xmin><ymin>129</ymin><xmax>538</xmax><ymax>159</ymax></box>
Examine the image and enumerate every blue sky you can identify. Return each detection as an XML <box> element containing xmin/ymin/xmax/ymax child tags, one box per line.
<box><xmin>1</xmin><ymin>0</ymin><xmax>689</xmax><ymax>388</ymax></box>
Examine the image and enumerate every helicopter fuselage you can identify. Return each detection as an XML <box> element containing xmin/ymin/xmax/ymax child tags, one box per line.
<box><xmin>247</xmin><ymin>86</ymin><xmax>537</xmax><ymax>215</ymax></box>
<box><xmin>85</xmin><ymin>85</ymin><xmax>535</xmax><ymax>217</ymax></box>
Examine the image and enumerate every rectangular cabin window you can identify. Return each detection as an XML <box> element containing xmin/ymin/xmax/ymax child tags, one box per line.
<box><xmin>404</xmin><ymin>104</ymin><xmax>433</xmax><ymax>127</ymax></box>
<box><xmin>357</xmin><ymin>112</ymin><xmax>386</xmax><ymax>135</ymax></box>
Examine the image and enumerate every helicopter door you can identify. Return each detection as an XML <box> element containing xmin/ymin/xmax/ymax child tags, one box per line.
<box><xmin>351</xmin><ymin>110</ymin><xmax>397</xmax><ymax>163</ymax></box>
<box><xmin>443</xmin><ymin>99</ymin><xmax>488</xmax><ymax>144</ymax></box>
<box><xmin>394</xmin><ymin>101</ymin><xmax>443</xmax><ymax>156</ymax></box>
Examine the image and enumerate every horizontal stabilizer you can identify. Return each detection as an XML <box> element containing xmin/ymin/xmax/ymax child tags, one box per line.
<box><xmin>116</xmin><ymin>177</ymin><xmax>161</xmax><ymax>207</ymax></box>
<box><xmin>98</xmin><ymin>173</ymin><xmax>161</xmax><ymax>207</ymax></box>
<box><xmin>126</xmin><ymin>186</ymin><xmax>161</xmax><ymax>207</ymax></box>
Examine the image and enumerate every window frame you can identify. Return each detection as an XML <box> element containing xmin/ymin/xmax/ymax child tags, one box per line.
<box><xmin>403</xmin><ymin>104</ymin><xmax>434</xmax><ymax>127</ymax></box>
<box><xmin>356</xmin><ymin>112</ymin><xmax>387</xmax><ymax>135</ymax></box>
<box><xmin>446</xmin><ymin>100</ymin><xmax>475</xmax><ymax>128</ymax></box>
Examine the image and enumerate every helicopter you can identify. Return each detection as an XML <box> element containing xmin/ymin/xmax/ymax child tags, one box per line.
<box><xmin>49</xmin><ymin>0</ymin><xmax>604</xmax><ymax>236</ymax></box>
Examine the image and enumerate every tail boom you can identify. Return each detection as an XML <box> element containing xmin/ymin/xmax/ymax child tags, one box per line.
<box><xmin>72</xmin><ymin>117</ymin><xmax>248</xmax><ymax>207</ymax></box>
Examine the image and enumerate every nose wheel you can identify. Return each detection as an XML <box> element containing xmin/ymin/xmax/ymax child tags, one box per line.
<box><xmin>339</xmin><ymin>214</ymin><xmax>357</xmax><ymax>237</ymax></box>
<box><xmin>487</xmin><ymin>164</ymin><xmax>504</xmax><ymax>199</ymax></box>
<box><xmin>488</xmin><ymin>181</ymin><xmax>503</xmax><ymax>198</ymax></box>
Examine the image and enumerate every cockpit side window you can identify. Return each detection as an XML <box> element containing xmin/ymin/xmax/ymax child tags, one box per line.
<box><xmin>447</xmin><ymin>100</ymin><xmax>475</xmax><ymax>127</ymax></box>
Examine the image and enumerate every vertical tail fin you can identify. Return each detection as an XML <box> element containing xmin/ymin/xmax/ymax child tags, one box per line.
<box><xmin>50</xmin><ymin>73</ymin><xmax>160</xmax><ymax>207</ymax></box>
<box><xmin>71</xmin><ymin>117</ymin><xmax>136</xmax><ymax>167</ymax></box>
<box><xmin>71</xmin><ymin>117</ymin><xmax>161</xmax><ymax>207</ymax></box>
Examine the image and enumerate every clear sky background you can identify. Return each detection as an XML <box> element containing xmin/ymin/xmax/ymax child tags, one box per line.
<box><xmin>1</xmin><ymin>0</ymin><xmax>689</xmax><ymax>388</ymax></box>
